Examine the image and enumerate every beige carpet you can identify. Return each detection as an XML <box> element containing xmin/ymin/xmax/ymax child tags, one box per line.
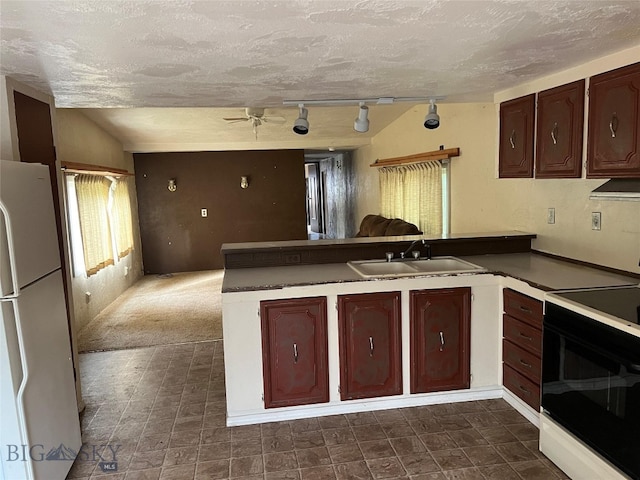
<box><xmin>77</xmin><ymin>270</ymin><xmax>223</xmax><ymax>352</ymax></box>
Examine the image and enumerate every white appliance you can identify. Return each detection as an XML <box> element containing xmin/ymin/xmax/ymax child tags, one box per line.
<box><xmin>0</xmin><ymin>160</ymin><xmax>81</xmax><ymax>480</ymax></box>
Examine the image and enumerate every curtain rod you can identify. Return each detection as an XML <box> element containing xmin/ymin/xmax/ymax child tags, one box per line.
<box><xmin>61</xmin><ymin>161</ymin><xmax>133</xmax><ymax>176</ymax></box>
<box><xmin>370</xmin><ymin>147</ymin><xmax>460</xmax><ymax>168</ymax></box>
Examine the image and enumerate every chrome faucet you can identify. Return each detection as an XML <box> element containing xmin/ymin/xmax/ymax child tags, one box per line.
<box><xmin>400</xmin><ymin>239</ymin><xmax>431</xmax><ymax>260</ymax></box>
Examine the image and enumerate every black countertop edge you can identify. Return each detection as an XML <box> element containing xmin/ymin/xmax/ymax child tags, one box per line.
<box><xmin>220</xmin><ymin>231</ymin><xmax>536</xmax><ymax>254</ymax></box>
<box><xmin>221</xmin><ymin>271</ymin><xmax>492</xmax><ymax>294</ymax></box>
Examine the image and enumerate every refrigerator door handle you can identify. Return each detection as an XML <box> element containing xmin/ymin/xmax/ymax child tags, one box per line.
<box><xmin>10</xmin><ymin>299</ymin><xmax>33</xmax><ymax>468</ymax></box>
<box><xmin>0</xmin><ymin>202</ymin><xmax>19</xmax><ymax>298</ymax></box>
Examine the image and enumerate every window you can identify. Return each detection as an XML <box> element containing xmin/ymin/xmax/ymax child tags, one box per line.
<box><xmin>66</xmin><ymin>174</ymin><xmax>134</xmax><ymax>277</ymax></box>
<box><xmin>379</xmin><ymin>160</ymin><xmax>445</xmax><ymax>235</ymax></box>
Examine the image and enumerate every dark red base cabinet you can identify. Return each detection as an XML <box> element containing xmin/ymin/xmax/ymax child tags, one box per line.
<box><xmin>338</xmin><ymin>292</ymin><xmax>402</xmax><ymax>401</ymax></box>
<box><xmin>410</xmin><ymin>288</ymin><xmax>471</xmax><ymax>394</ymax></box>
<box><xmin>260</xmin><ymin>297</ymin><xmax>329</xmax><ymax>409</ymax></box>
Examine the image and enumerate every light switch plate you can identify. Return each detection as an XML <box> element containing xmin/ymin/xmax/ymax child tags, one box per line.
<box><xmin>547</xmin><ymin>208</ymin><xmax>555</xmax><ymax>224</ymax></box>
<box><xmin>592</xmin><ymin>212</ymin><xmax>601</xmax><ymax>230</ymax></box>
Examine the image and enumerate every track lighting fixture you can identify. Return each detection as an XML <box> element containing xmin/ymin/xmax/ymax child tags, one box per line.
<box><xmin>283</xmin><ymin>96</ymin><xmax>445</xmax><ymax>134</ymax></box>
<box><xmin>354</xmin><ymin>103</ymin><xmax>369</xmax><ymax>133</ymax></box>
<box><xmin>293</xmin><ymin>104</ymin><xmax>309</xmax><ymax>135</ymax></box>
<box><xmin>424</xmin><ymin>99</ymin><xmax>440</xmax><ymax>129</ymax></box>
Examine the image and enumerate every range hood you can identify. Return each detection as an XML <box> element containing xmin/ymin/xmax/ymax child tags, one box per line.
<box><xmin>590</xmin><ymin>179</ymin><xmax>640</xmax><ymax>201</ymax></box>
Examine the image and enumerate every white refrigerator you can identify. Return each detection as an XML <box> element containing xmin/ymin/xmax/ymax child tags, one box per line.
<box><xmin>0</xmin><ymin>160</ymin><xmax>81</xmax><ymax>480</ymax></box>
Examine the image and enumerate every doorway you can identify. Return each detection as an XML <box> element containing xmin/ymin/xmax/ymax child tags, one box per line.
<box><xmin>305</xmin><ymin>162</ymin><xmax>326</xmax><ymax>239</ymax></box>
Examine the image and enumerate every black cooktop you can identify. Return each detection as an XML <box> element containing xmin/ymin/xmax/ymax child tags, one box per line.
<box><xmin>555</xmin><ymin>286</ymin><xmax>640</xmax><ymax>325</ymax></box>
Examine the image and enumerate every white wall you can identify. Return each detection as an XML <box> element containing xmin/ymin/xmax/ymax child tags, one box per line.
<box><xmin>353</xmin><ymin>48</ymin><xmax>640</xmax><ymax>274</ymax></box>
<box><xmin>55</xmin><ymin>109</ymin><xmax>144</xmax><ymax>330</ymax></box>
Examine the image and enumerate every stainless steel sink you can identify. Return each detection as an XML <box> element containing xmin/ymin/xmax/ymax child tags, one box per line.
<box><xmin>347</xmin><ymin>256</ymin><xmax>486</xmax><ymax>278</ymax></box>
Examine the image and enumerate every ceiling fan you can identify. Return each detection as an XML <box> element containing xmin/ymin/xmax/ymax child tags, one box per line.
<box><xmin>223</xmin><ymin>108</ymin><xmax>286</xmax><ymax>139</ymax></box>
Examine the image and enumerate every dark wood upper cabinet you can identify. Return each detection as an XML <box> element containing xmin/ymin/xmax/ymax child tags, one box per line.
<box><xmin>410</xmin><ymin>288</ymin><xmax>471</xmax><ymax>394</ymax></box>
<box><xmin>261</xmin><ymin>297</ymin><xmax>329</xmax><ymax>409</ymax></box>
<box><xmin>499</xmin><ymin>94</ymin><xmax>536</xmax><ymax>178</ymax></box>
<box><xmin>535</xmin><ymin>80</ymin><xmax>585</xmax><ymax>178</ymax></box>
<box><xmin>338</xmin><ymin>292</ymin><xmax>402</xmax><ymax>401</ymax></box>
<box><xmin>587</xmin><ymin>62</ymin><xmax>640</xmax><ymax>178</ymax></box>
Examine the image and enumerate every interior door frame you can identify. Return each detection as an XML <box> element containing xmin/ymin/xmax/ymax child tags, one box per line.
<box><xmin>3</xmin><ymin>77</ymin><xmax>83</xmax><ymax>412</ymax></box>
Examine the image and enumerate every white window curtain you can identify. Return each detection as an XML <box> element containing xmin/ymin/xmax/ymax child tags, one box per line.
<box><xmin>75</xmin><ymin>174</ymin><xmax>114</xmax><ymax>276</ymax></box>
<box><xmin>112</xmin><ymin>178</ymin><xmax>134</xmax><ymax>259</ymax></box>
<box><xmin>379</xmin><ymin>161</ymin><xmax>443</xmax><ymax>235</ymax></box>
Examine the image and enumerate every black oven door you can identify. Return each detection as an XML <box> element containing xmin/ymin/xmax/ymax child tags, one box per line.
<box><xmin>542</xmin><ymin>303</ymin><xmax>640</xmax><ymax>479</ymax></box>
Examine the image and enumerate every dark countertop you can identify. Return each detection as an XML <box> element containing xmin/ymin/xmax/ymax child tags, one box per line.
<box><xmin>462</xmin><ymin>253</ymin><xmax>638</xmax><ymax>291</ymax></box>
<box><xmin>220</xmin><ymin>230</ymin><xmax>536</xmax><ymax>253</ymax></box>
<box><xmin>222</xmin><ymin>252</ymin><xmax>638</xmax><ymax>293</ymax></box>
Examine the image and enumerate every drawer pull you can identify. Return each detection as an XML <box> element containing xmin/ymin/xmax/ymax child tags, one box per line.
<box><xmin>518</xmin><ymin>332</ymin><xmax>533</xmax><ymax>341</ymax></box>
<box><xmin>369</xmin><ymin>336</ymin><xmax>374</xmax><ymax>357</ymax></box>
<box><xmin>439</xmin><ymin>331</ymin><xmax>446</xmax><ymax>352</ymax></box>
<box><xmin>551</xmin><ymin>122</ymin><xmax>558</xmax><ymax>145</ymax></box>
<box><xmin>519</xmin><ymin>359</ymin><xmax>532</xmax><ymax>369</ymax></box>
<box><xmin>610</xmin><ymin>112</ymin><xmax>618</xmax><ymax>138</ymax></box>
<box><xmin>519</xmin><ymin>385</ymin><xmax>530</xmax><ymax>395</ymax></box>
<box><xmin>509</xmin><ymin>129</ymin><xmax>516</xmax><ymax>149</ymax></box>
<box><xmin>519</xmin><ymin>305</ymin><xmax>532</xmax><ymax>314</ymax></box>
<box><xmin>293</xmin><ymin>343</ymin><xmax>298</xmax><ymax>363</ymax></box>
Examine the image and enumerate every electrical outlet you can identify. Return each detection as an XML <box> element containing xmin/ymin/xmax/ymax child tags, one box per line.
<box><xmin>592</xmin><ymin>212</ymin><xmax>601</xmax><ymax>231</ymax></box>
<box><xmin>124</xmin><ymin>266</ymin><xmax>129</xmax><ymax>277</ymax></box>
<box><xmin>201</xmin><ymin>208</ymin><xmax>208</xmax><ymax>218</ymax></box>
<box><xmin>547</xmin><ymin>208</ymin><xmax>555</xmax><ymax>224</ymax></box>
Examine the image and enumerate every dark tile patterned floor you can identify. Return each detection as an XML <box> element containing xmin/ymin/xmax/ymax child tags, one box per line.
<box><xmin>69</xmin><ymin>340</ymin><xmax>568</xmax><ymax>480</ymax></box>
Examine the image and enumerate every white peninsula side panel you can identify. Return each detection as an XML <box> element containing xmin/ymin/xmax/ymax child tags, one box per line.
<box><xmin>222</xmin><ymin>273</ymin><xmax>502</xmax><ymax>426</ymax></box>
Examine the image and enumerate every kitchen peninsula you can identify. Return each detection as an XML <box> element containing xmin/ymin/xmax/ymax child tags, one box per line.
<box><xmin>221</xmin><ymin>232</ymin><xmax>638</xmax><ymax>429</ymax></box>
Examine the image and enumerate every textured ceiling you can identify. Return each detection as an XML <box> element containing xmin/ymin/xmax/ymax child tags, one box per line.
<box><xmin>2</xmin><ymin>1</ymin><xmax>640</xmax><ymax>151</ymax></box>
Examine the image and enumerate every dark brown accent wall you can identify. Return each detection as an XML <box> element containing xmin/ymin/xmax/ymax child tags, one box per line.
<box><xmin>134</xmin><ymin>150</ymin><xmax>307</xmax><ymax>273</ymax></box>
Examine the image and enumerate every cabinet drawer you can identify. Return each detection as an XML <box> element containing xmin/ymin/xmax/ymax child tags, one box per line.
<box><xmin>503</xmin><ymin>289</ymin><xmax>542</xmax><ymax>328</ymax></box>
<box><xmin>503</xmin><ymin>364</ymin><xmax>540</xmax><ymax>411</ymax></box>
<box><xmin>503</xmin><ymin>315</ymin><xmax>542</xmax><ymax>356</ymax></box>
<box><xmin>503</xmin><ymin>339</ymin><xmax>541</xmax><ymax>384</ymax></box>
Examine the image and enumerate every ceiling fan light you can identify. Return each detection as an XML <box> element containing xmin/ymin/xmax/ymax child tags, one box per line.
<box><xmin>424</xmin><ymin>99</ymin><xmax>440</xmax><ymax>129</ymax></box>
<box><xmin>354</xmin><ymin>104</ymin><xmax>369</xmax><ymax>133</ymax></box>
<box><xmin>293</xmin><ymin>105</ymin><xmax>309</xmax><ymax>135</ymax></box>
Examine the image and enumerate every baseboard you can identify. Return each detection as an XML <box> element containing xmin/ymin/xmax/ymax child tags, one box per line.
<box><xmin>227</xmin><ymin>386</ymin><xmax>503</xmax><ymax>426</ymax></box>
<box><xmin>502</xmin><ymin>388</ymin><xmax>540</xmax><ymax>427</ymax></box>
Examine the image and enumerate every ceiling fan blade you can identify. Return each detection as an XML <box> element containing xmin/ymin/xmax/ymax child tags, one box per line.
<box><xmin>223</xmin><ymin>117</ymin><xmax>250</xmax><ymax>122</ymax></box>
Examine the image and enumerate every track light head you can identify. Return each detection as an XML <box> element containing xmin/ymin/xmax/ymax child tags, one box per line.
<box><xmin>293</xmin><ymin>104</ymin><xmax>309</xmax><ymax>135</ymax></box>
<box><xmin>424</xmin><ymin>99</ymin><xmax>440</xmax><ymax>129</ymax></box>
<box><xmin>354</xmin><ymin>103</ymin><xmax>369</xmax><ymax>133</ymax></box>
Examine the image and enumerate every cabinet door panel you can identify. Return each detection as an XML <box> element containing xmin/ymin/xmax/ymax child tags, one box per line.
<box><xmin>499</xmin><ymin>94</ymin><xmax>536</xmax><ymax>178</ymax></box>
<box><xmin>338</xmin><ymin>292</ymin><xmax>402</xmax><ymax>400</ymax></box>
<box><xmin>410</xmin><ymin>288</ymin><xmax>471</xmax><ymax>393</ymax></box>
<box><xmin>261</xmin><ymin>297</ymin><xmax>328</xmax><ymax>408</ymax></box>
<box><xmin>587</xmin><ymin>62</ymin><xmax>640</xmax><ymax>178</ymax></box>
<box><xmin>536</xmin><ymin>80</ymin><xmax>585</xmax><ymax>178</ymax></box>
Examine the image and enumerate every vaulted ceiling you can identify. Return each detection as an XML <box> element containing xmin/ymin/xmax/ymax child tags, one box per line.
<box><xmin>2</xmin><ymin>1</ymin><xmax>640</xmax><ymax>151</ymax></box>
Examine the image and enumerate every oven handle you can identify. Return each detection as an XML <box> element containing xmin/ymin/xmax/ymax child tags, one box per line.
<box><xmin>545</xmin><ymin>321</ymin><xmax>640</xmax><ymax>373</ymax></box>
